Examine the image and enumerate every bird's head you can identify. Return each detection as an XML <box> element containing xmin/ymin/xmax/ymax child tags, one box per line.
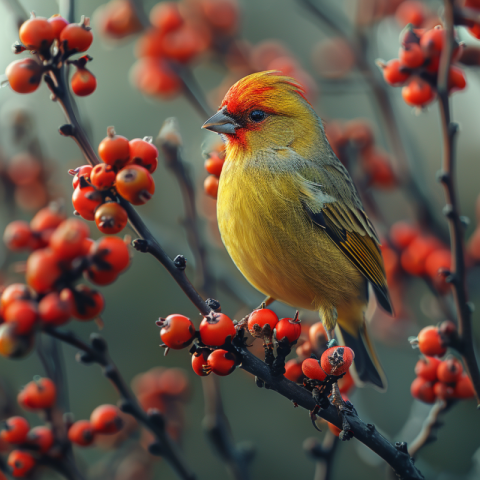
<box><xmin>202</xmin><ymin>71</ymin><xmax>321</xmax><ymax>153</ymax></box>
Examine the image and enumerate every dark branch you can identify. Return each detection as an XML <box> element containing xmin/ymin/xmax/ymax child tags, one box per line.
<box><xmin>304</xmin><ymin>433</ymin><xmax>339</xmax><ymax>480</ymax></box>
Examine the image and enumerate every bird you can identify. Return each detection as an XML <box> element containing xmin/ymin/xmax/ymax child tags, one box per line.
<box><xmin>202</xmin><ymin>71</ymin><xmax>393</xmax><ymax>390</ymax></box>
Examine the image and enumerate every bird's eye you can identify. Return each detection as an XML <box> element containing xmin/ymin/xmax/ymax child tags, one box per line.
<box><xmin>249</xmin><ymin>110</ymin><xmax>267</xmax><ymax>122</ymax></box>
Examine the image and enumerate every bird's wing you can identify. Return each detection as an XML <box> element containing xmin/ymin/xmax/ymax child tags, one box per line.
<box><xmin>297</xmin><ymin>161</ymin><xmax>393</xmax><ymax>314</ymax></box>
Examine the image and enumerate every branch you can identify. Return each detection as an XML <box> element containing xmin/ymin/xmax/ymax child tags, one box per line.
<box><xmin>437</xmin><ymin>0</ymin><xmax>480</xmax><ymax>405</ymax></box>
<box><xmin>44</xmin><ymin>327</ymin><xmax>196</xmax><ymax>480</ymax></box>
<box><xmin>304</xmin><ymin>433</ymin><xmax>339</xmax><ymax>480</ymax></box>
<box><xmin>408</xmin><ymin>400</ymin><xmax>447</xmax><ymax>458</ymax></box>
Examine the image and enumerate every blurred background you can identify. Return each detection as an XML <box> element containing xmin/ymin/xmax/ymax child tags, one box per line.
<box><xmin>0</xmin><ymin>0</ymin><xmax>480</xmax><ymax>479</ymax></box>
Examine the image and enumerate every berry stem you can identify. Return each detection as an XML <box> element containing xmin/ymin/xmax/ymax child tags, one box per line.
<box><xmin>44</xmin><ymin>327</ymin><xmax>197</xmax><ymax>480</ymax></box>
<box><xmin>437</xmin><ymin>0</ymin><xmax>480</xmax><ymax>406</ymax></box>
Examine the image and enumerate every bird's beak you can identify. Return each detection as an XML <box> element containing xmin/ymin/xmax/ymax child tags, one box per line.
<box><xmin>202</xmin><ymin>108</ymin><xmax>237</xmax><ymax>134</ymax></box>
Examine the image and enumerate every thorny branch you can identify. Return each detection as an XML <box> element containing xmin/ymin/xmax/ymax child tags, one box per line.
<box><xmin>437</xmin><ymin>0</ymin><xmax>480</xmax><ymax>405</ymax></box>
<box><xmin>44</xmin><ymin>327</ymin><xmax>196</xmax><ymax>480</ymax></box>
<box><xmin>304</xmin><ymin>433</ymin><xmax>339</xmax><ymax>480</ymax></box>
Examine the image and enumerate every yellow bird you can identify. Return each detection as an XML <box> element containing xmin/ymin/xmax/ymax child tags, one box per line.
<box><xmin>202</xmin><ymin>71</ymin><xmax>393</xmax><ymax>390</ymax></box>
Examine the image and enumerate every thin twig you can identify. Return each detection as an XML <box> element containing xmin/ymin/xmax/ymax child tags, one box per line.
<box><xmin>437</xmin><ymin>0</ymin><xmax>480</xmax><ymax>405</ymax></box>
<box><xmin>408</xmin><ymin>400</ymin><xmax>447</xmax><ymax>458</ymax></box>
<box><xmin>44</xmin><ymin>327</ymin><xmax>196</xmax><ymax>480</ymax></box>
<box><xmin>304</xmin><ymin>433</ymin><xmax>339</xmax><ymax>480</ymax></box>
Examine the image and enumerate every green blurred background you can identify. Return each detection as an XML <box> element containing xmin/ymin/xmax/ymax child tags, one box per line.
<box><xmin>1</xmin><ymin>0</ymin><xmax>480</xmax><ymax>479</ymax></box>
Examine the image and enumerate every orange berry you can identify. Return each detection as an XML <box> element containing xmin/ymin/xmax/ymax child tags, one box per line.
<box><xmin>84</xmin><ymin>268</ymin><xmax>118</xmax><ymax>286</ymax></box>
<box><xmin>116</xmin><ymin>165</ymin><xmax>155</xmax><ymax>205</ymax></box>
<box><xmin>162</xmin><ymin>24</ymin><xmax>209</xmax><ymax>63</ymax></box>
<box><xmin>5</xmin><ymin>58</ymin><xmax>42</xmax><ymax>94</ymax></box>
<box><xmin>4</xmin><ymin>221</ymin><xmax>32</xmax><ymax>250</ymax></box>
<box><xmin>8</xmin><ymin>450</ymin><xmax>35</xmax><ymax>477</ymax></box>
<box><xmin>4</xmin><ymin>301</ymin><xmax>37</xmax><ymax>335</ymax></box>
<box><xmin>399</xmin><ymin>43</ymin><xmax>425</xmax><ymax>68</ymax></box>
<box><xmin>98</xmin><ymin>128</ymin><xmax>131</xmax><ymax>169</ymax></box>
<box><xmin>425</xmin><ymin>248</ymin><xmax>451</xmax><ymax>292</ymax></box>
<box><xmin>448</xmin><ymin>66</ymin><xmax>467</xmax><ymax>93</ymax></box>
<box><xmin>48</xmin><ymin>15</ymin><xmax>69</xmax><ymax>39</ymax></box>
<box><xmin>0</xmin><ymin>323</ymin><xmax>34</xmax><ymax>359</ymax></box>
<box><xmin>90</xmin><ymin>404</ymin><xmax>123</xmax><ymax>434</ymax></box>
<box><xmin>417</xmin><ymin>326</ymin><xmax>447</xmax><ymax>357</ymax></box>
<box><xmin>191</xmin><ymin>349</ymin><xmax>211</xmax><ymax>376</ymax></box>
<box><xmin>158</xmin><ymin>314</ymin><xmax>195</xmax><ymax>349</ymax></box>
<box><xmin>31</xmin><ymin>205</ymin><xmax>66</xmax><ymax>232</ymax></box>
<box><xmin>60</xmin><ymin>22</ymin><xmax>93</xmax><ymax>52</ymax></box>
<box><xmin>130</xmin><ymin>58</ymin><xmax>182</xmax><ymax>98</ymax></box>
<box><xmin>68</xmin><ymin>420</ymin><xmax>95</xmax><ymax>446</ymax></box>
<box><xmin>71</xmin><ymin>165</ymin><xmax>93</xmax><ymax>189</ymax></box>
<box><xmin>91</xmin><ymin>236</ymin><xmax>130</xmax><ymax>273</ymax></box>
<box><xmin>19</xmin><ymin>17</ymin><xmax>55</xmax><ymax>50</ymax></box>
<box><xmin>207</xmin><ymin>349</ymin><xmax>237</xmax><ymax>376</ymax></box>
<box><xmin>72</xmin><ymin>285</ymin><xmax>104</xmax><ymax>321</ymax></box>
<box><xmin>90</xmin><ymin>164</ymin><xmax>116</xmax><ymax>191</ymax></box>
<box><xmin>18</xmin><ymin>378</ymin><xmax>56</xmax><ymax>410</ymax></box>
<box><xmin>433</xmin><ymin>381</ymin><xmax>454</xmax><ymax>400</ymax></box>
<box><xmin>302</xmin><ymin>357</ymin><xmax>327</xmax><ymax>381</ymax></box>
<box><xmin>420</xmin><ymin>27</ymin><xmax>445</xmax><ymax>54</ymax></box>
<box><xmin>381</xmin><ymin>58</ymin><xmax>410</xmax><ymax>86</ymax></box>
<box><xmin>411</xmin><ymin>377</ymin><xmax>436</xmax><ymax>403</ymax></box>
<box><xmin>1</xmin><ymin>284</ymin><xmax>32</xmax><ymax>311</ymax></box>
<box><xmin>401</xmin><ymin>236</ymin><xmax>440</xmax><ymax>276</ymax></box>
<box><xmin>284</xmin><ymin>359</ymin><xmax>304</xmax><ymax>382</ymax></box>
<box><xmin>344</xmin><ymin>119</ymin><xmax>374</xmax><ymax>150</ymax></box>
<box><xmin>94</xmin><ymin>202</ymin><xmax>128</xmax><ymax>234</ymax></box>
<box><xmin>49</xmin><ymin>218</ymin><xmax>90</xmax><ymax>260</ymax></box>
<box><xmin>204</xmin><ymin>175</ymin><xmax>219</xmax><ymax>198</ymax></box>
<box><xmin>26</xmin><ymin>249</ymin><xmax>62</xmax><ymax>293</ymax></box>
<box><xmin>199</xmin><ymin>313</ymin><xmax>236</xmax><ymax>347</ymax></box>
<box><xmin>402</xmin><ymin>78</ymin><xmax>435</xmax><ymax>107</ymax></box>
<box><xmin>72</xmin><ymin>185</ymin><xmax>102</xmax><ymax>221</ymax></box>
<box><xmin>204</xmin><ymin>153</ymin><xmax>224</xmax><ymax>177</ymax></box>
<box><xmin>437</xmin><ymin>356</ymin><xmax>463</xmax><ymax>384</ymax></box>
<box><xmin>321</xmin><ymin>346</ymin><xmax>355</xmax><ymax>376</ymax></box>
<box><xmin>395</xmin><ymin>1</ymin><xmax>426</xmax><ymax>27</ymax></box>
<box><xmin>27</xmin><ymin>426</ymin><xmax>54</xmax><ymax>454</ymax></box>
<box><xmin>200</xmin><ymin>0</ymin><xmax>239</xmax><ymax>35</ymax></box>
<box><xmin>38</xmin><ymin>290</ymin><xmax>74</xmax><ymax>326</ymax></box>
<box><xmin>338</xmin><ymin>369</ymin><xmax>355</xmax><ymax>394</ymax></box>
<box><xmin>414</xmin><ymin>356</ymin><xmax>440</xmax><ymax>381</ymax></box>
<box><xmin>308</xmin><ymin>322</ymin><xmax>328</xmax><ymax>351</ymax></box>
<box><xmin>149</xmin><ymin>2</ymin><xmax>183</xmax><ymax>32</ymax></box>
<box><xmin>128</xmin><ymin>138</ymin><xmax>159</xmax><ymax>173</ymax></box>
<box><xmin>1</xmin><ymin>417</ymin><xmax>29</xmax><ymax>444</ymax></box>
<box><xmin>134</xmin><ymin>28</ymin><xmax>165</xmax><ymax>57</ymax></box>
<box><xmin>71</xmin><ymin>68</ymin><xmax>96</xmax><ymax>96</ymax></box>
<box><xmin>453</xmin><ymin>374</ymin><xmax>475</xmax><ymax>399</ymax></box>
<box><xmin>390</xmin><ymin>221</ymin><xmax>419</xmax><ymax>249</ymax></box>
<box><xmin>275</xmin><ymin>317</ymin><xmax>301</xmax><ymax>343</ymax></box>
<box><xmin>247</xmin><ymin>308</ymin><xmax>279</xmax><ymax>338</ymax></box>
<box><xmin>362</xmin><ymin>148</ymin><xmax>396</xmax><ymax>188</ymax></box>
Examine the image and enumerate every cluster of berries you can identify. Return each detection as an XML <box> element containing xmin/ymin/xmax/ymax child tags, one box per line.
<box><xmin>71</xmin><ymin>127</ymin><xmax>159</xmax><ymax>234</ymax></box>
<box><xmin>131</xmin><ymin>0</ymin><xmax>238</xmax><ymax>98</ymax></box>
<box><xmin>1</xmin><ymin>206</ymin><xmax>131</xmax><ymax>358</ymax></box>
<box><xmin>203</xmin><ymin>140</ymin><xmax>225</xmax><ymax>199</ymax></box>
<box><xmin>379</xmin><ymin>25</ymin><xmax>466</xmax><ymax>107</ymax></box>
<box><xmin>410</xmin><ymin>324</ymin><xmax>474</xmax><ymax>403</ymax></box>
<box><xmin>5</xmin><ymin>14</ymin><xmax>96</xmax><ymax>97</ymax></box>
<box><xmin>325</xmin><ymin>119</ymin><xmax>396</xmax><ymax>189</ymax></box>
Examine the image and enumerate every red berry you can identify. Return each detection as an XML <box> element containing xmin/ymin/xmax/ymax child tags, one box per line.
<box><xmin>453</xmin><ymin>374</ymin><xmax>475</xmax><ymax>399</ymax></box>
<box><xmin>90</xmin><ymin>404</ymin><xmax>123</xmax><ymax>434</ymax></box>
<box><xmin>26</xmin><ymin>248</ymin><xmax>62</xmax><ymax>293</ymax></box>
<box><xmin>395</xmin><ymin>1</ymin><xmax>426</xmax><ymax>27</ymax></box>
<box><xmin>381</xmin><ymin>58</ymin><xmax>410</xmax><ymax>86</ymax></box>
<box><xmin>116</xmin><ymin>165</ymin><xmax>155</xmax><ymax>205</ymax></box>
<box><xmin>247</xmin><ymin>308</ymin><xmax>279</xmax><ymax>338</ymax></box>
<box><xmin>1</xmin><ymin>417</ymin><xmax>30</xmax><ymax>444</ymax></box>
<box><xmin>19</xmin><ymin>17</ymin><xmax>55</xmax><ymax>50</ymax></box>
<box><xmin>128</xmin><ymin>138</ymin><xmax>159</xmax><ymax>173</ymax></box>
<box><xmin>420</xmin><ymin>27</ymin><xmax>445</xmax><ymax>54</ymax></box>
<box><xmin>71</xmin><ymin>285</ymin><xmax>104</xmax><ymax>321</ymax></box>
<box><xmin>18</xmin><ymin>378</ymin><xmax>56</xmax><ymax>410</ymax></box>
<box><xmin>68</xmin><ymin>420</ymin><xmax>95</xmax><ymax>446</ymax></box>
<box><xmin>417</xmin><ymin>326</ymin><xmax>447</xmax><ymax>357</ymax></box>
<box><xmin>84</xmin><ymin>268</ymin><xmax>118</xmax><ymax>286</ymax></box>
<box><xmin>191</xmin><ymin>349</ymin><xmax>211</xmax><ymax>376</ymax></box>
<box><xmin>204</xmin><ymin>153</ymin><xmax>224</xmax><ymax>177</ymax></box>
<box><xmin>338</xmin><ymin>369</ymin><xmax>355</xmax><ymax>394</ymax></box>
<box><xmin>402</xmin><ymin>78</ymin><xmax>435</xmax><ymax>107</ymax></box>
<box><xmin>302</xmin><ymin>357</ymin><xmax>327</xmax><ymax>381</ymax></box>
<box><xmin>448</xmin><ymin>66</ymin><xmax>467</xmax><ymax>93</ymax></box>
<box><xmin>401</xmin><ymin>236</ymin><xmax>441</xmax><ymax>276</ymax></box>
<box><xmin>91</xmin><ymin>236</ymin><xmax>130</xmax><ymax>274</ymax></box>
<box><xmin>399</xmin><ymin>43</ymin><xmax>425</xmax><ymax>68</ymax></box>
<box><xmin>433</xmin><ymin>381</ymin><xmax>454</xmax><ymax>400</ymax></box>
<box><xmin>206</xmin><ymin>349</ymin><xmax>237</xmax><ymax>376</ymax></box>
<box><xmin>71</xmin><ymin>68</ymin><xmax>96</xmax><ymax>96</ymax></box>
<box><xmin>149</xmin><ymin>2</ymin><xmax>183</xmax><ymax>32</ymax></box>
<box><xmin>1</xmin><ymin>284</ymin><xmax>32</xmax><ymax>310</ymax></box>
<box><xmin>308</xmin><ymin>322</ymin><xmax>328</xmax><ymax>350</ymax></box>
<box><xmin>5</xmin><ymin>58</ymin><xmax>42</xmax><ymax>94</ymax></box>
<box><xmin>414</xmin><ymin>356</ymin><xmax>441</xmax><ymax>381</ymax></box>
<box><xmin>27</xmin><ymin>426</ymin><xmax>54</xmax><ymax>454</ymax></box>
<box><xmin>38</xmin><ymin>290</ymin><xmax>74</xmax><ymax>326</ymax></box>
<box><xmin>0</xmin><ymin>324</ymin><xmax>34</xmax><ymax>359</ymax></box>
<box><xmin>411</xmin><ymin>377</ymin><xmax>436</xmax><ymax>403</ymax></box>
<box><xmin>199</xmin><ymin>313</ymin><xmax>236</xmax><ymax>347</ymax></box>
<box><xmin>284</xmin><ymin>359</ymin><xmax>304</xmax><ymax>382</ymax></box>
<box><xmin>437</xmin><ymin>356</ymin><xmax>463</xmax><ymax>384</ymax></box>
<box><xmin>204</xmin><ymin>175</ymin><xmax>219</xmax><ymax>198</ymax></box>
<box><xmin>158</xmin><ymin>314</ymin><xmax>195</xmax><ymax>350</ymax></box>
<box><xmin>390</xmin><ymin>222</ymin><xmax>419</xmax><ymax>249</ymax></box>
<box><xmin>72</xmin><ymin>185</ymin><xmax>102</xmax><ymax>221</ymax></box>
<box><xmin>90</xmin><ymin>163</ymin><xmax>116</xmax><ymax>190</ymax></box>
<box><xmin>130</xmin><ymin>58</ymin><xmax>182</xmax><ymax>98</ymax></box>
<box><xmin>98</xmin><ymin>128</ymin><xmax>130</xmax><ymax>169</ymax></box>
<box><xmin>71</xmin><ymin>165</ymin><xmax>93</xmax><ymax>189</ymax></box>
<box><xmin>30</xmin><ymin>205</ymin><xmax>66</xmax><ymax>233</ymax></box>
<box><xmin>320</xmin><ymin>346</ymin><xmax>355</xmax><ymax>376</ymax></box>
<box><xmin>48</xmin><ymin>15</ymin><xmax>69</xmax><ymax>39</ymax></box>
<box><xmin>4</xmin><ymin>301</ymin><xmax>38</xmax><ymax>335</ymax></box>
<box><xmin>8</xmin><ymin>450</ymin><xmax>35</xmax><ymax>477</ymax></box>
<box><xmin>49</xmin><ymin>218</ymin><xmax>90</xmax><ymax>260</ymax></box>
<box><xmin>3</xmin><ymin>221</ymin><xmax>32</xmax><ymax>251</ymax></box>
<box><xmin>60</xmin><ymin>22</ymin><xmax>93</xmax><ymax>52</ymax></box>
<box><xmin>94</xmin><ymin>202</ymin><xmax>128</xmax><ymax>234</ymax></box>
<box><xmin>275</xmin><ymin>317</ymin><xmax>301</xmax><ymax>343</ymax></box>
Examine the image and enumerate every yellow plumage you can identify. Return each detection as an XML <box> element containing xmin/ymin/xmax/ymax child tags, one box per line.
<box><xmin>203</xmin><ymin>71</ymin><xmax>393</xmax><ymax>390</ymax></box>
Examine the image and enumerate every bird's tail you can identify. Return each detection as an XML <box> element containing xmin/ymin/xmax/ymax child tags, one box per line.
<box><xmin>336</xmin><ymin>322</ymin><xmax>387</xmax><ymax>392</ymax></box>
